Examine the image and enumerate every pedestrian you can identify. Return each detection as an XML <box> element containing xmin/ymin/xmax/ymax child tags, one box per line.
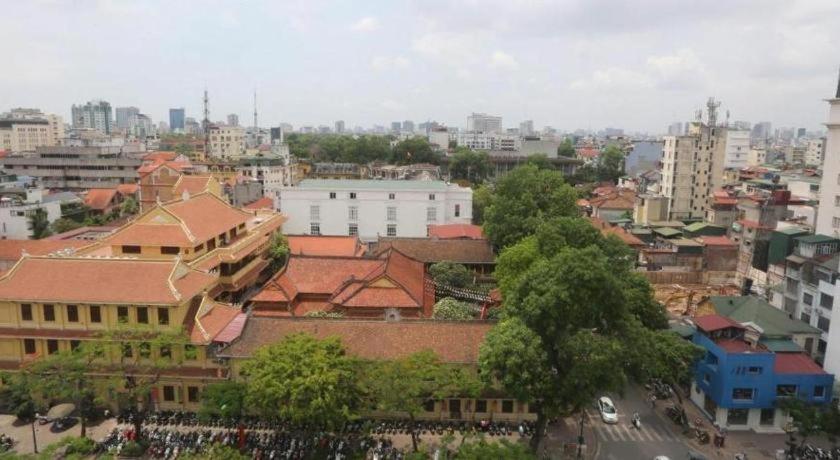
<box><xmin>649</xmin><ymin>393</ymin><xmax>657</xmax><ymax>408</ymax></box>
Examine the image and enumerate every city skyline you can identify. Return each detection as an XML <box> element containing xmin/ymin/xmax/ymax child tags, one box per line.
<box><xmin>1</xmin><ymin>1</ymin><xmax>838</xmax><ymax>132</ymax></box>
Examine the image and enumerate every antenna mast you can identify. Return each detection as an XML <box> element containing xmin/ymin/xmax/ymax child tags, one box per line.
<box><xmin>202</xmin><ymin>89</ymin><xmax>210</xmax><ymax>159</ymax></box>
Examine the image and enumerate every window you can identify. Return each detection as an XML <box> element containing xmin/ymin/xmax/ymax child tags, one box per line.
<box><xmin>833</xmin><ymin>217</ymin><xmax>840</xmax><ymax>229</ymax></box>
<box><xmin>760</xmin><ymin>408</ymin><xmax>775</xmax><ymax>426</ymax></box>
<box><xmin>820</xmin><ymin>293</ymin><xmax>834</xmax><ymax>310</ymax></box>
<box><xmin>89</xmin><ymin>305</ymin><xmax>101</xmax><ymax>323</ymax></box>
<box><xmin>122</xmin><ymin>245</ymin><xmax>141</xmax><ymax>254</ymax></box>
<box><xmin>310</xmin><ymin>223</ymin><xmax>321</xmax><ymax>235</ymax></box>
<box><xmin>163</xmin><ymin>385</ymin><xmax>176</xmax><ymax>402</ymax></box>
<box><xmin>454</xmin><ymin>204</ymin><xmax>460</xmax><ymax>217</ymax></box>
<box><xmin>776</xmin><ymin>384</ymin><xmax>797</xmax><ymax>397</ymax></box>
<box><xmin>429</xmin><ymin>193</ymin><xmax>436</xmax><ymax>201</ymax></box>
<box><xmin>184</xmin><ymin>344</ymin><xmax>198</xmax><ymax>361</ymax></box>
<box><xmin>423</xmin><ymin>399</ymin><xmax>435</xmax><ymax>412</ymax></box>
<box><xmin>349</xmin><ymin>192</ymin><xmax>357</xmax><ymax>199</ymax></box>
<box><xmin>387</xmin><ymin>224</ymin><xmax>397</xmax><ymax>237</ymax></box>
<box><xmin>309</xmin><ymin>205</ymin><xmax>320</xmax><ymax>221</ymax></box>
<box><xmin>67</xmin><ymin>305</ymin><xmax>78</xmax><ymax>323</ymax></box>
<box><xmin>475</xmin><ymin>399</ymin><xmax>487</xmax><ymax>413</ymax></box>
<box><xmin>348</xmin><ymin>206</ymin><xmax>358</xmax><ymax>221</ymax></box>
<box><xmin>748</xmin><ymin>366</ymin><xmax>762</xmax><ymax>375</ymax></box>
<box><xmin>160</xmin><ymin>345</ymin><xmax>171</xmax><ymax>359</ymax></box>
<box><xmin>814</xmin><ymin>385</ymin><xmax>826</xmax><ymax>399</ymax></box>
<box><xmin>804</xmin><ymin>292</ymin><xmax>813</xmax><ymax>306</ymax></box>
<box><xmin>158</xmin><ymin>307</ymin><xmax>169</xmax><ymax>326</ymax></box>
<box><xmin>703</xmin><ymin>373</ymin><xmax>710</xmax><ymax>384</ymax></box>
<box><xmin>46</xmin><ymin>339</ymin><xmax>58</xmax><ymax>355</ymax></box>
<box><xmin>801</xmin><ymin>312</ymin><xmax>811</xmax><ymax>325</ymax></box>
<box><xmin>43</xmin><ymin>304</ymin><xmax>55</xmax><ymax>322</ymax></box>
<box><xmin>732</xmin><ymin>388</ymin><xmax>754</xmax><ymax>401</ymax></box>
<box><xmin>139</xmin><ymin>342</ymin><xmax>151</xmax><ymax>359</ymax></box>
<box><xmin>117</xmin><ymin>306</ymin><xmax>129</xmax><ymax>323</ymax></box>
<box><xmin>727</xmin><ymin>409</ymin><xmax>749</xmax><ymax>425</ymax></box>
<box><xmin>388</xmin><ymin>193</ymin><xmax>395</xmax><ymax>200</ymax></box>
<box><xmin>70</xmin><ymin>340</ymin><xmax>80</xmax><ymax>351</ymax></box>
<box><xmin>387</xmin><ymin>206</ymin><xmax>397</xmax><ymax>221</ymax></box>
<box><xmin>818</xmin><ymin>316</ymin><xmax>830</xmax><ymax>333</ymax></box>
<box><xmin>23</xmin><ymin>338</ymin><xmax>36</xmax><ymax>354</ymax></box>
<box><xmin>137</xmin><ymin>307</ymin><xmax>148</xmax><ymax>324</ymax></box>
<box><xmin>835</xmin><ymin>195</ymin><xmax>840</xmax><ymax>207</ymax></box>
<box><xmin>187</xmin><ymin>386</ymin><xmax>200</xmax><ymax>403</ymax></box>
<box><xmin>21</xmin><ymin>304</ymin><xmax>32</xmax><ymax>321</ymax></box>
<box><xmin>706</xmin><ymin>352</ymin><xmax>719</xmax><ymax>365</ymax></box>
<box><xmin>348</xmin><ymin>224</ymin><xmax>358</xmax><ymax>236</ymax></box>
<box><xmin>122</xmin><ymin>343</ymin><xmax>133</xmax><ymax>358</ymax></box>
<box><xmin>329</xmin><ymin>192</ymin><xmax>336</xmax><ymax>199</ymax></box>
<box><xmin>161</xmin><ymin>246</ymin><xmax>179</xmax><ymax>255</ymax></box>
<box><xmin>193</xmin><ymin>244</ymin><xmax>204</xmax><ymax>252</ymax></box>
<box><xmin>501</xmin><ymin>400</ymin><xmax>514</xmax><ymax>413</ymax></box>
<box><xmin>426</xmin><ymin>207</ymin><xmax>437</xmax><ymax>222</ymax></box>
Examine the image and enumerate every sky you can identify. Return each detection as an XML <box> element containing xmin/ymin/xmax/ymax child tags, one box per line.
<box><xmin>1</xmin><ymin>0</ymin><xmax>839</xmax><ymax>134</ymax></box>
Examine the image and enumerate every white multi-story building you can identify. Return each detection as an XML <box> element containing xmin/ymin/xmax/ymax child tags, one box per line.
<box><xmin>519</xmin><ymin>120</ymin><xmax>534</xmax><ymax>137</ymax></box>
<box><xmin>816</xmin><ymin>79</ymin><xmax>840</xmax><ymax>237</ymax></box>
<box><xmin>0</xmin><ymin>109</ymin><xmax>64</xmax><ymax>153</ymax></box>
<box><xmin>806</xmin><ymin>138</ymin><xmax>826</xmax><ymax>167</ymax></box>
<box><xmin>208</xmin><ymin>125</ymin><xmax>245</xmax><ymax>159</ymax></box>
<box><xmin>456</xmin><ymin>132</ymin><xmax>520</xmax><ymax>151</ymax></box>
<box><xmin>467</xmin><ymin>113</ymin><xmax>502</xmax><ymax>134</ymax></box>
<box><xmin>0</xmin><ymin>189</ymin><xmax>80</xmax><ymax>239</ymax></box>
<box><xmin>427</xmin><ymin>128</ymin><xmax>450</xmax><ymax>151</ymax></box>
<box><xmin>71</xmin><ymin>100</ymin><xmax>113</xmax><ymax>134</ymax></box>
<box><xmin>723</xmin><ymin>129</ymin><xmax>751</xmax><ymax>169</ymax></box>
<box><xmin>278</xmin><ymin>179</ymin><xmax>472</xmax><ymax>240</ymax></box>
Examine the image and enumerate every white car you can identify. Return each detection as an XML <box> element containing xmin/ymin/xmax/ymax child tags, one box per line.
<box><xmin>598</xmin><ymin>396</ymin><xmax>619</xmax><ymax>424</ymax></box>
<box><xmin>654</xmin><ymin>457</ymin><xmax>671</xmax><ymax>460</ymax></box>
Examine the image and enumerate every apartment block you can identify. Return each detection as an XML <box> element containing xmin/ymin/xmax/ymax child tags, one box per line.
<box><xmin>815</xmin><ymin>82</ymin><xmax>840</xmax><ymax>237</ymax></box>
<box><xmin>208</xmin><ymin>125</ymin><xmax>245</xmax><ymax>159</ymax></box>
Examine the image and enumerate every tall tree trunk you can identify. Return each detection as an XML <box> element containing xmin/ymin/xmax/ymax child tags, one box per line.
<box><xmin>77</xmin><ymin>381</ymin><xmax>87</xmax><ymax>438</ymax></box>
<box><xmin>529</xmin><ymin>409</ymin><xmax>547</xmax><ymax>453</ymax></box>
<box><xmin>409</xmin><ymin>412</ymin><xmax>419</xmax><ymax>452</ymax></box>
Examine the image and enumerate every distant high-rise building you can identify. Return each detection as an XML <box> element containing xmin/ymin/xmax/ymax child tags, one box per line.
<box><xmin>335</xmin><ymin>120</ymin><xmax>345</xmax><ymax>134</ymax></box>
<box><xmin>390</xmin><ymin>122</ymin><xmax>401</xmax><ymax>133</ymax></box>
<box><xmin>71</xmin><ymin>100</ymin><xmax>113</xmax><ymax>134</ymax></box>
<box><xmin>402</xmin><ymin>120</ymin><xmax>415</xmax><ymax>133</ymax></box>
<box><xmin>732</xmin><ymin>120</ymin><xmax>752</xmax><ymax>131</ymax></box>
<box><xmin>227</xmin><ymin>113</ymin><xmax>239</xmax><ymax>127</ymax></box>
<box><xmin>519</xmin><ymin>120</ymin><xmax>534</xmax><ymax>137</ymax></box>
<box><xmin>158</xmin><ymin>121</ymin><xmax>169</xmax><ymax>134</ymax></box>
<box><xmin>805</xmin><ymin>138</ymin><xmax>826</xmax><ymax>167</ymax></box>
<box><xmin>115</xmin><ymin>106</ymin><xmax>140</xmax><ymax>130</ymax></box>
<box><xmin>603</xmin><ymin>127</ymin><xmax>624</xmax><ymax>137</ymax></box>
<box><xmin>797</xmin><ymin>127</ymin><xmax>807</xmax><ymax>138</ymax></box>
<box><xmin>667</xmin><ymin>122</ymin><xmax>683</xmax><ymax>136</ymax></box>
<box><xmin>169</xmin><ymin>108</ymin><xmax>186</xmax><ymax>132</ymax></box>
<box><xmin>751</xmin><ymin>121</ymin><xmax>772</xmax><ymax>140</ymax></box>
<box><xmin>467</xmin><ymin>113</ymin><xmax>502</xmax><ymax>134</ymax></box>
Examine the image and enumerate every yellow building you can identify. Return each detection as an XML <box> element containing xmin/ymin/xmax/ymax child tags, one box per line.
<box><xmin>0</xmin><ymin>116</ymin><xmax>64</xmax><ymax>153</ymax></box>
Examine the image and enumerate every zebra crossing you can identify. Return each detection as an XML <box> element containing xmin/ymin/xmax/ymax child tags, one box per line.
<box><xmin>587</xmin><ymin>411</ymin><xmax>679</xmax><ymax>443</ymax></box>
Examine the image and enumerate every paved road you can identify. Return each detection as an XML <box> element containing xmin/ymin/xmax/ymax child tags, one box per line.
<box><xmin>591</xmin><ymin>385</ymin><xmax>693</xmax><ymax>460</ymax></box>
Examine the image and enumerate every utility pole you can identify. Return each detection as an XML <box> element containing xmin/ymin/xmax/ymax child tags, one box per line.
<box><xmin>202</xmin><ymin>89</ymin><xmax>210</xmax><ymax>160</ymax></box>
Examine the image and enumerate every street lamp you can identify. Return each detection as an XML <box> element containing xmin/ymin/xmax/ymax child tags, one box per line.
<box><xmin>31</xmin><ymin>412</ymin><xmax>39</xmax><ymax>454</ymax></box>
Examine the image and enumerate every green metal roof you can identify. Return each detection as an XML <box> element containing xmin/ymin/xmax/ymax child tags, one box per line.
<box><xmin>670</xmin><ymin>323</ymin><xmax>696</xmax><ymax>339</ymax></box>
<box><xmin>649</xmin><ymin>220</ymin><xmax>685</xmax><ymax>228</ymax></box>
<box><xmin>760</xmin><ymin>339</ymin><xmax>803</xmax><ymax>352</ymax></box>
<box><xmin>776</xmin><ymin>226</ymin><xmax>810</xmax><ymax>235</ymax></box>
<box><xmin>683</xmin><ymin>222</ymin><xmax>725</xmax><ymax>232</ymax></box>
<box><xmin>709</xmin><ymin>296</ymin><xmax>821</xmax><ymax>337</ymax></box>
<box><xmin>297</xmin><ymin>179</ymin><xmax>451</xmax><ymax>191</ymax></box>
<box><xmin>653</xmin><ymin>227</ymin><xmax>682</xmax><ymax>237</ymax></box>
<box><xmin>795</xmin><ymin>234</ymin><xmax>839</xmax><ymax>245</ymax></box>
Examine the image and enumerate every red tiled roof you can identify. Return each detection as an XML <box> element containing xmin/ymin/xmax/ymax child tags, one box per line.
<box><xmin>372</xmin><ymin>238</ymin><xmax>495</xmax><ymax>264</ymax></box>
<box><xmin>587</xmin><ymin>217</ymin><xmax>645</xmax><ymax>248</ymax></box>
<box><xmin>0</xmin><ymin>239</ymin><xmax>89</xmax><ymax>262</ymax></box>
<box><xmin>142</xmin><ymin>151</ymin><xmax>179</xmax><ymax>162</ymax></box>
<box><xmin>427</xmin><ymin>224</ymin><xmax>484</xmax><ymax>240</ymax></box>
<box><xmin>589</xmin><ymin>190</ymin><xmax>636</xmax><ymax>210</ymax></box>
<box><xmin>287</xmin><ymin>236</ymin><xmax>365</xmax><ymax>257</ymax></box>
<box><xmin>694</xmin><ymin>314</ymin><xmax>745</xmax><ymax>332</ymax></box>
<box><xmin>219</xmin><ymin>317</ymin><xmax>493</xmax><ymax>364</ymax></box>
<box><xmin>774</xmin><ymin>352</ymin><xmax>827</xmax><ymax>374</ymax></box>
<box><xmin>84</xmin><ymin>188</ymin><xmax>119</xmax><ymax>211</ymax></box>
<box><xmin>737</xmin><ymin>219</ymin><xmax>773</xmax><ymax>230</ymax></box>
<box><xmin>0</xmin><ymin>257</ymin><xmax>215</xmax><ymax>305</ymax></box>
<box><xmin>190</xmin><ymin>301</ymin><xmax>242</xmax><ymax>344</ymax></box>
<box><xmin>116</xmin><ymin>184</ymin><xmax>139</xmax><ymax>195</ymax></box>
<box><xmin>243</xmin><ymin>197</ymin><xmax>275</xmax><ymax>210</ymax></box>
<box><xmin>172</xmin><ymin>175</ymin><xmax>214</xmax><ymax>198</ymax></box>
<box><xmin>698</xmin><ymin>236</ymin><xmax>737</xmax><ymax>247</ymax></box>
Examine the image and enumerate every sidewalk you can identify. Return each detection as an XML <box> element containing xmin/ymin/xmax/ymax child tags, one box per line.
<box><xmin>541</xmin><ymin>414</ymin><xmax>597</xmax><ymax>459</ymax></box>
<box><xmin>0</xmin><ymin>414</ymin><xmax>117</xmax><ymax>455</ymax></box>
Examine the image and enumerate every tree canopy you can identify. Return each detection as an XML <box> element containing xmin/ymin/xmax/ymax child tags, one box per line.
<box><xmin>428</xmin><ymin>261</ymin><xmax>472</xmax><ymax>288</ymax></box>
<box><xmin>596</xmin><ymin>145</ymin><xmax>625</xmax><ymax>183</ymax></box>
<box><xmin>432</xmin><ymin>297</ymin><xmax>477</xmax><ymax>320</ymax></box>
<box><xmin>242</xmin><ymin>333</ymin><xmax>359</xmax><ymax>430</ymax></box>
<box><xmin>482</xmin><ymin>164</ymin><xmax>578</xmax><ymax>249</ymax></box>
<box><xmin>449</xmin><ymin>148</ymin><xmax>490</xmax><ymax>183</ymax></box>
<box><xmin>557</xmin><ymin>138</ymin><xmax>576</xmax><ymax>158</ymax></box>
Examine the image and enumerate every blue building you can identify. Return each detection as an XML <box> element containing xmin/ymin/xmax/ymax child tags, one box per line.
<box><xmin>169</xmin><ymin>108</ymin><xmax>185</xmax><ymax>132</ymax></box>
<box><xmin>689</xmin><ymin>314</ymin><xmax>833</xmax><ymax>432</ymax></box>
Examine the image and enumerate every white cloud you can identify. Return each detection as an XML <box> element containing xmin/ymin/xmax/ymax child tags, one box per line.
<box><xmin>570</xmin><ymin>67</ymin><xmax>652</xmax><ymax>91</ymax></box>
<box><xmin>489</xmin><ymin>51</ymin><xmax>519</xmax><ymax>70</ymax></box>
<box><xmin>350</xmin><ymin>16</ymin><xmax>380</xmax><ymax>32</ymax></box>
<box><xmin>380</xmin><ymin>99</ymin><xmax>405</xmax><ymax>111</ymax></box>
<box><xmin>371</xmin><ymin>56</ymin><xmax>411</xmax><ymax>71</ymax></box>
<box><xmin>646</xmin><ymin>48</ymin><xmax>707</xmax><ymax>90</ymax></box>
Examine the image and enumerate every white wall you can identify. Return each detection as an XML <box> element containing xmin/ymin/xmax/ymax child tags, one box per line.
<box><xmin>816</xmin><ymin>99</ymin><xmax>840</xmax><ymax>237</ymax></box>
<box><xmin>723</xmin><ymin>130</ymin><xmax>751</xmax><ymax>169</ymax></box>
<box><xmin>0</xmin><ymin>201</ymin><xmax>61</xmax><ymax>239</ymax></box>
<box><xmin>278</xmin><ymin>183</ymin><xmax>472</xmax><ymax>240</ymax></box>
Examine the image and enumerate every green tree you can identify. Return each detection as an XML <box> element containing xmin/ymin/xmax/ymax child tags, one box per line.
<box><xmin>242</xmin><ymin>334</ymin><xmax>360</xmax><ymax>430</ymax></box>
<box><xmin>526</xmin><ymin>153</ymin><xmax>554</xmax><ymax>170</ymax></box>
<box><xmin>392</xmin><ymin>137</ymin><xmax>440</xmax><ymax>165</ymax></box>
<box><xmin>432</xmin><ymin>297</ymin><xmax>476</xmax><ymax>320</ymax></box>
<box><xmin>568</xmin><ymin>163</ymin><xmax>598</xmax><ymax>185</ymax></box>
<box><xmin>493</xmin><ymin>235</ymin><xmax>540</xmax><ymax>297</ymax></box>
<box><xmin>120</xmin><ymin>196</ymin><xmax>139</xmax><ymax>216</ymax></box>
<box><xmin>455</xmin><ymin>437</ymin><xmax>535</xmax><ymax>459</ymax></box>
<box><xmin>449</xmin><ymin>149</ymin><xmax>490</xmax><ymax>183</ymax></box>
<box><xmin>174</xmin><ymin>142</ymin><xmax>193</xmax><ymax>158</ymax></box>
<box><xmin>179</xmin><ymin>443</ymin><xmax>250</xmax><ymax>460</ymax></box>
<box><xmin>428</xmin><ymin>261</ymin><xmax>472</xmax><ymax>288</ymax></box>
<box><xmin>268</xmin><ymin>232</ymin><xmax>289</xmax><ymax>270</ymax></box>
<box><xmin>557</xmin><ymin>138</ymin><xmax>576</xmax><ymax>158</ymax></box>
<box><xmin>24</xmin><ymin>341</ymin><xmax>108</xmax><ymax>438</ymax></box>
<box><xmin>482</xmin><ymin>164</ymin><xmax>578</xmax><ymax>249</ymax></box>
<box><xmin>29</xmin><ymin>207</ymin><xmax>52</xmax><ymax>239</ymax></box>
<box><xmin>362</xmin><ymin>351</ymin><xmax>480</xmax><ymax>452</ymax></box>
<box><xmin>597</xmin><ymin>145</ymin><xmax>625</xmax><ymax>183</ymax></box>
<box><xmin>780</xmin><ymin>398</ymin><xmax>824</xmax><ymax>452</ymax></box>
<box><xmin>0</xmin><ymin>372</ymin><xmax>39</xmax><ymax>422</ymax></box>
<box><xmin>471</xmin><ymin>184</ymin><xmax>493</xmax><ymax>226</ymax></box>
<box><xmin>199</xmin><ymin>381</ymin><xmax>248</xmax><ymax>420</ymax></box>
<box><xmin>50</xmin><ymin>217</ymin><xmax>84</xmax><ymax>235</ymax></box>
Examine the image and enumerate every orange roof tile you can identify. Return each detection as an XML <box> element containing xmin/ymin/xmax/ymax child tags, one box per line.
<box><xmin>427</xmin><ymin>224</ymin><xmax>484</xmax><ymax>240</ymax></box>
<box><xmin>589</xmin><ymin>190</ymin><xmax>636</xmax><ymax>210</ymax></box>
<box><xmin>190</xmin><ymin>300</ymin><xmax>242</xmax><ymax>344</ymax></box>
<box><xmin>287</xmin><ymin>235</ymin><xmax>365</xmax><ymax>257</ymax></box>
<box><xmin>173</xmin><ymin>175</ymin><xmax>214</xmax><ymax>198</ymax></box>
<box><xmin>84</xmin><ymin>188</ymin><xmax>119</xmax><ymax>211</ymax></box>
<box><xmin>243</xmin><ymin>197</ymin><xmax>275</xmax><ymax>210</ymax></box>
<box><xmin>116</xmin><ymin>183</ymin><xmax>139</xmax><ymax>195</ymax></box>
<box><xmin>0</xmin><ymin>239</ymin><xmax>89</xmax><ymax>262</ymax></box>
<box><xmin>142</xmin><ymin>151</ymin><xmax>179</xmax><ymax>162</ymax></box>
<box><xmin>0</xmin><ymin>257</ymin><xmax>215</xmax><ymax>305</ymax></box>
